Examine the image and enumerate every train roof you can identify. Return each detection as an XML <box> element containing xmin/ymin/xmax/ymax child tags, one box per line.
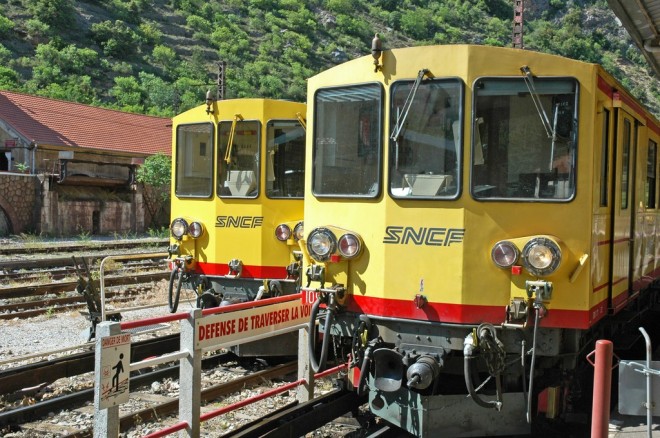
<box><xmin>608</xmin><ymin>0</ymin><xmax>660</xmax><ymax>79</ymax></box>
<box><xmin>308</xmin><ymin>43</ymin><xmax>659</xmax><ymax>128</ymax></box>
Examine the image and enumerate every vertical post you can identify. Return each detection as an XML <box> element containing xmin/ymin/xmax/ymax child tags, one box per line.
<box><xmin>217</xmin><ymin>61</ymin><xmax>226</xmax><ymax>101</ymax></box>
<box><xmin>296</xmin><ymin>324</ymin><xmax>314</xmax><ymax>402</ymax></box>
<box><xmin>591</xmin><ymin>339</ymin><xmax>613</xmax><ymax>438</ymax></box>
<box><xmin>94</xmin><ymin>321</ymin><xmax>121</xmax><ymax>438</ymax></box>
<box><xmin>639</xmin><ymin>327</ymin><xmax>653</xmax><ymax>438</ymax></box>
<box><xmin>179</xmin><ymin>308</ymin><xmax>202</xmax><ymax>437</ymax></box>
<box><xmin>512</xmin><ymin>0</ymin><xmax>524</xmax><ymax>49</ymax></box>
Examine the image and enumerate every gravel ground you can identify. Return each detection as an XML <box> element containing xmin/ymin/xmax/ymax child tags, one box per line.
<box><xmin>0</xmin><ymin>280</ymin><xmax>180</xmax><ymax>367</ymax></box>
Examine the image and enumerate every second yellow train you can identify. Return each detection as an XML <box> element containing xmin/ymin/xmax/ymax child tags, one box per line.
<box><xmin>167</xmin><ymin>98</ymin><xmax>306</xmax><ymax>335</ymax></box>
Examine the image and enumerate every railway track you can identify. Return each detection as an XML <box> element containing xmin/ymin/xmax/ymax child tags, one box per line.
<box><xmin>2</xmin><ymin>352</ymin><xmax>300</xmax><ymax>437</ymax></box>
<box><xmin>0</xmin><ymin>238</ymin><xmax>168</xmax><ymax>257</ymax></box>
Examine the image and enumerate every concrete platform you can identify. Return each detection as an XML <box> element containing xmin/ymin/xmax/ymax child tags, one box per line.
<box><xmin>609</xmin><ymin>411</ymin><xmax>660</xmax><ymax>437</ymax></box>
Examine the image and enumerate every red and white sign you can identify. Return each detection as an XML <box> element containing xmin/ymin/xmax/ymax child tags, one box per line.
<box><xmin>4</xmin><ymin>139</ymin><xmax>16</xmax><ymax>148</ymax></box>
<box><xmin>97</xmin><ymin>333</ymin><xmax>131</xmax><ymax>409</ymax></box>
<box><xmin>195</xmin><ymin>300</ymin><xmax>311</xmax><ymax>349</ymax></box>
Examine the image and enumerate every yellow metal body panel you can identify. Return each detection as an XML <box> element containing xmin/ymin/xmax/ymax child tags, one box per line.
<box><xmin>171</xmin><ymin>99</ymin><xmax>305</xmax><ymax>277</ymax></box>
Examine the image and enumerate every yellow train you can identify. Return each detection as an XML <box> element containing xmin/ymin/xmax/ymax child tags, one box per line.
<box><xmin>302</xmin><ymin>42</ymin><xmax>660</xmax><ymax>436</ymax></box>
<box><xmin>167</xmin><ymin>98</ymin><xmax>306</xmax><ymax>327</ymax></box>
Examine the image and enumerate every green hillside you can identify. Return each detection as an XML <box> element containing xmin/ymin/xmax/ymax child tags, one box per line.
<box><xmin>0</xmin><ymin>0</ymin><xmax>658</xmax><ymax>118</ymax></box>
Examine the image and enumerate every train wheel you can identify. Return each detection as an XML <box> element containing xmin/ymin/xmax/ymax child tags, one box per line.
<box><xmin>168</xmin><ymin>266</ymin><xmax>183</xmax><ymax>313</ymax></box>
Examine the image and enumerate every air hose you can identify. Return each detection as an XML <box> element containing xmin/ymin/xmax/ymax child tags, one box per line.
<box><xmin>463</xmin><ymin>324</ymin><xmax>504</xmax><ymax>410</ymax></box>
<box><xmin>308</xmin><ymin>293</ymin><xmax>336</xmax><ymax>373</ymax></box>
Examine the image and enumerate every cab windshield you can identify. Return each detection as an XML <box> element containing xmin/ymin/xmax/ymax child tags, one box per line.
<box><xmin>175</xmin><ymin>123</ymin><xmax>214</xmax><ymax>198</ymax></box>
<box><xmin>266</xmin><ymin>120</ymin><xmax>305</xmax><ymax>198</ymax></box>
<box><xmin>217</xmin><ymin>120</ymin><xmax>259</xmax><ymax>198</ymax></box>
<box><xmin>390</xmin><ymin>78</ymin><xmax>462</xmax><ymax>198</ymax></box>
<box><xmin>472</xmin><ymin>77</ymin><xmax>578</xmax><ymax>200</ymax></box>
<box><xmin>312</xmin><ymin>84</ymin><xmax>382</xmax><ymax>197</ymax></box>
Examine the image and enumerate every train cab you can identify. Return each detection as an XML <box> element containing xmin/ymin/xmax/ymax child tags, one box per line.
<box><xmin>168</xmin><ymin>98</ymin><xmax>306</xmax><ymax>320</ymax></box>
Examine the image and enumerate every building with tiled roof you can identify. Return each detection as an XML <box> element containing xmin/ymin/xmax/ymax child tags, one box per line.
<box><xmin>0</xmin><ymin>90</ymin><xmax>172</xmax><ymax>236</ymax></box>
<box><xmin>0</xmin><ymin>90</ymin><xmax>170</xmax><ymax>173</ymax></box>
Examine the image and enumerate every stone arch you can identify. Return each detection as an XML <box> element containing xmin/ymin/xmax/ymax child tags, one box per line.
<box><xmin>0</xmin><ymin>196</ymin><xmax>16</xmax><ymax>236</ymax></box>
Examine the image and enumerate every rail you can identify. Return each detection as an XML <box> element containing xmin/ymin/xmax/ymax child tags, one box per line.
<box><xmin>93</xmin><ymin>292</ymin><xmax>323</xmax><ymax>437</ymax></box>
<box><xmin>99</xmin><ymin>252</ymin><xmax>168</xmax><ymax>322</ymax></box>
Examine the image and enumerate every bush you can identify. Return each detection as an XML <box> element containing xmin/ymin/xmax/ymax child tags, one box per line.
<box><xmin>139</xmin><ymin>21</ymin><xmax>162</xmax><ymax>45</ymax></box>
<box><xmin>25</xmin><ymin>0</ymin><xmax>75</xmax><ymax>29</ymax></box>
<box><xmin>0</xmin><ymin>14</ymin><xmax>14</xmax><ymax>37</ymax></box>
<box><xmin>0</xmin><ymin>66</ymin><xmax>19</xmax><ymax>88</ymax></box>
<box><xmin>91</xmin><ymin>20</ymin><xmax>139</xmax><ymax>57</ymax></box>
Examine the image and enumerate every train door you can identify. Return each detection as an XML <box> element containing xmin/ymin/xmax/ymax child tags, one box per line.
<box><xmin>610</xmin><ymin>110</ymin><xmax>637</xmax><ymax>312</ymax></box>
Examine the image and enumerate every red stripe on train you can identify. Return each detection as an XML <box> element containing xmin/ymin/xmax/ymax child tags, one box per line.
<box><xmin>195</xmin><ymin>261</ymin><xmax>287</xmax><ymax>279</ymax></box>
<box><xmin>345</xmin><ymin>295</ymin><xmax>597</xmax><ymax>329</ymax></box>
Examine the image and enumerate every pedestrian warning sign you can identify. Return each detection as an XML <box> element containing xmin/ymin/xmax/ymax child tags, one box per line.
<box><xmin>97</xmin><ymin>333</ymin><xmax>131</xmax><ymax>409</ymax></box>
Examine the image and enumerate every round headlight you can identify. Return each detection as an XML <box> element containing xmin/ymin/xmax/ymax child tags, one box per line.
<box><xmin>189</xmin><ymin>221</ymin><xmax>204</xmax><ymax>238</ymax></box>
<box><xmin>293</xmin><ymin>222</ymin><xmax>304</xmax><ymax>241</ymax></box>
<box><xmin>275</xmin><ymin>224</ymin><xmax>291</xmax><ymax>241</ymax></box>
<box><xmin>170</xmin><ymin>218</ymin><xmax>188</xmax><ymax>240</ymax></box>
<box><xmin>491</xmin><ymin>240</ymin><xmax>519</xmax><ymax>268</ymax></box>
<box><xmin>307</xmin><ymin>228</ymin><xmax>337</xmax><ymax>262</ymax></box>
<box><xmin>521</xmin><ymin>238</ymin><xmax>561</xmax><ymax>276</ymax></box>
<box><xmin>338</xmin><ymin>233</ymin><xmax>361</xmax><ymax>259</ymax></box>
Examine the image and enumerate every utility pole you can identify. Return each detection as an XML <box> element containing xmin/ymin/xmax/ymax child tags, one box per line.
<box><xmin>513</xmin><ymin>0</ymin><xmax>524</xmax><ymax>49</ymax></box>
<box><xmin>217</xmin><ymin>61</ymin><xmax>226</xmax><ymax>101</ymax></box>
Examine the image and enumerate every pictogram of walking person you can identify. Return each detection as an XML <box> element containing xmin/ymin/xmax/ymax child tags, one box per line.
<box><xmin>112</xmin><ymin>353</ymin><xmax>124</xmax><ymax>392</ymax></box>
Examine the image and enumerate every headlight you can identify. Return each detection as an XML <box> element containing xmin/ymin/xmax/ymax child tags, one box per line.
<box><xmin>521</xmin><ymin>237</ymin><xmax>561</xmax><ymax>276</ymax></box>
<box><xmin>338</xmin><ymin>233</ymin><xmax>362</xmax><ymax>259</ymax></box>
<box><xmin>189</xmin><ymin>221</ymin><xmax>204</xmax><ymax>238</ymax></box>
<box><xmin>293</xmin><ymin>222</ymin><xmax>304</xmax><ymax>241</ymax></box>
<box><xmin>275</xmin><ymin>224</ymin><xmax>291</xmax><ymax>241</ymax></box>
<box><xmin>491</xmin><ymin>240</ymin><xmax>519</xmax><ymax>268</ymax></box>
<box><xmin>307</xmin><ymin>228</ymin><xmax>337</xmax><ymax>261</ymax></box>
<box><xmin>170</xmin><ymin>218</ymin><xmax>188</xmax><ymax>240</ymax></box>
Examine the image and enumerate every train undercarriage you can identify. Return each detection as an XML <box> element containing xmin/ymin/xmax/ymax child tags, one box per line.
<box><xmin>310</xmin><ymin>284</ymin><xmax>660</xmax><ymax>437</ymax></box>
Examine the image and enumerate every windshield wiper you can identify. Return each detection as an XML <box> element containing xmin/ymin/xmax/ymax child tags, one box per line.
<box><xmin>520</xmin><ymin>65</ymin><xmax>555</xmax><ymax>139</ymax></box>
<box><xmin>390</xmin><ymin>69</ymin><xmax>431</xmax><ymax>142</ymax></box>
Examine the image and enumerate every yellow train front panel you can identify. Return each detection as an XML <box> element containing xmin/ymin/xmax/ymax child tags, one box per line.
<box><xmin>303</xmin><ymin>44</ymin><xmax>660</xmax><ymax>330</ymax></box>
<box><xmin>170</xmin><ymin>98</ymin><xmax>306</xmax><ymax>306</ymax></box>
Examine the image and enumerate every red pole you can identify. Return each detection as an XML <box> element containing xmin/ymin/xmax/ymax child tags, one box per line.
<box><xmin>591</xmin><ymin>339</ymin><xmax>613</xmax><ymax>438</ymax></box>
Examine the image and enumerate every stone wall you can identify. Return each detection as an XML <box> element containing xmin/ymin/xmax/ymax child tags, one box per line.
<box><xmin>39</xmin><ymin>177</ymin><xmax>145</xmax><ymax>237</ymax></box>
<box><xmin>0</xmin><ymin>173</ymin><xmax>40</xmax><ymax>235</ymax></box>
<box><xmin>0</xmin><ymin>173</ymin><xmax>146</xmax><ymax>237</ymax></box>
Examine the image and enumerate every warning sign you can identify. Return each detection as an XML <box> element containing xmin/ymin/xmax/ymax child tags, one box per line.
<box><xmin>196</xmin><ymin>300</ymin><xmax>311</xmax><ymax>349</ymax></box>
<box><xmin>97</xmin><ymin>333</ymin><xmax>131</xmax><ymax>409</ymax></box>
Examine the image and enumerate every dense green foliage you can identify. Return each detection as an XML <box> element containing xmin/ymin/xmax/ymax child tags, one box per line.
<box><xmin>0</xmin><ymin>0</ymin><xmax>658</xmax><ymax>117</ymax></box>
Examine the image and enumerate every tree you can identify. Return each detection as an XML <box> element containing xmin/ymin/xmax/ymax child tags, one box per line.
<box><xmin>136</xmin><ymin>153</ymin><xmax>171</xmax><ymax>229</ymax></box>
<box><xmin>25</xmin><ymin>0</ymin><xmax>75</xmax><ymax>29</ymax></box>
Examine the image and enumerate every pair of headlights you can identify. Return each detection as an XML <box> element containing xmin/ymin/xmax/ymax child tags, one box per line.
<box><xmin>275</xmin><ymin>222</ymin><xmax>304</xmax><ymax>242</ymax></box>
<box><xmin>491</xmin><ymin>237</ymin><xmax>561</xmax><ymax>277</ymax></box>
<box><xmin>306</xmin><ymin>228</ymin><xmax>362</xmax><ymax>262</ymax></box>
<box><xmin>170</xmin><ymin>218</ymin><xmax>204</xmax><ymax>240</ymax></box>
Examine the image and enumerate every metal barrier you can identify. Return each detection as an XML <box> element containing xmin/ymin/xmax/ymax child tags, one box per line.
<box><xmin>619</xmin><ymin>327</ymin><xmax>660</xmax><ymax>438</ymax></box>
<box><xmin>99</xmin><ymin>252</ymin><xmax>168</xmax><ymax>322</ymax></box>
<box><xmin>93</xmin><ymin>293</ymin><xmax>320</xmax><ymax>437</ymax></box>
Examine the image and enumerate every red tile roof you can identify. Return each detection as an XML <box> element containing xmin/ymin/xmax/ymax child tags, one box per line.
<box><xmin>0</xmin><ymin>90</ymin><xmax>171</xmax><ymax>156</ymax></box>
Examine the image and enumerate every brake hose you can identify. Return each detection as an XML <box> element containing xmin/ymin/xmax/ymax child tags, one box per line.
<box><xmin>308</xmin><ymin>294</ymin><xmax>336</xmax><ymax>373</ymax></box>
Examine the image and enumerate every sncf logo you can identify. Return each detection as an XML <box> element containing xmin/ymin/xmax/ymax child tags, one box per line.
<box><xmin>216</xmin><ymin>216</ymin><xmax>264</xmax><ymax>228</ymax></box>
<box><xmin>383</xmin><ymin>226</ymin><xmax>465</xmax><ymax>246</ymax></box>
